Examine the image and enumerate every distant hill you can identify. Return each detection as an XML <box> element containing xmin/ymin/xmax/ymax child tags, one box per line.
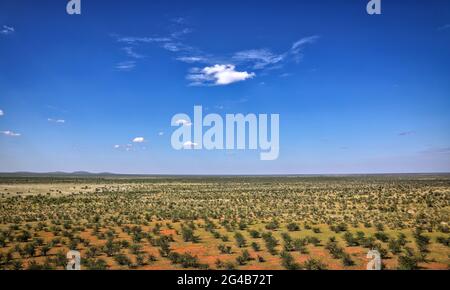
<box><xmin>0</xmin><ymin>171</ymin><xmax>122</xmax><ymax>177</ymax></box>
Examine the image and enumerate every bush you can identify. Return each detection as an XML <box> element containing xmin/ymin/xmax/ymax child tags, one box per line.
<box><xmin>218</xmin><ymin>244</ymin><xmax>232</xmax><ymax>254</ymax></box>
<box><xmin>114</xmin><ymin>254</ymin><xmax>132</xmax><ymax>266</ymax></box>
<box><xmin>168</xmin><ymin>252</ymin><xmax>206</xmax><ymax>269</ymax></box>
<box><xmin>287</xmin><ymin>222</ymin><xmax>300</xmax><ymax>231</ymax></box>
<box><xmin>251</xmin><ymin>242</ymin><xmax>261</xmax><ymax>252</ymax></box>
<box><xmin>84</xmin><ymin>258</ymin><xmax>108</xmax><ymax>270</ymax></box>
<box><xmin>249</xmin><ymin>230</ymin><xmax>261</xmax><ymax>239</ymax></box>
<box><xmin>302</xmin><ymin>258</ymin><xmax>328</xmax><ymax>270</ymax></box>
<box><xmin>181</xmin><ymin>226</ymin><xmax>200</xmax><ymax>243</ymax></box>
<box><xmin>262</xmin><ymin>232</ymin><xmax>279</xmax><ymax>255</ymax></box>
<box><xmin>398</xmin><ymin>254</ymin><xmax>419</xmax><ymax>270</ymax></box>
<box><xmin>281</xmin><ymin>233</ymin><xmax>295</xmax><ymax>252</ymax></box>
<box><xmin>330</xmin><ymin>223</ymin><xmax>348</xmax><ymax>233</ymax></box>
<box><xmin>234</xmin><ymin>232</ymin><xmax>247</xmax><ymax>248</ymax></box>
<box><xmin>374</xmin><ymin>232</ymin><xmax>389</xmax><ymax>243</ymax></box>
<box><xmin>265</xmin><ymin>220</ymin><xmax>280</xmax><ymax>231</ymax></box>
<box><xmin>280</xmin><ymin>251</ymin><xmax>300</xmax><ymax>270</ymax></box>
<box><xmin>436</xmin><ymin>236</ymin><xmax>450</xmax><ymax>247</ymax></box>
<box><xmin>293</xmin><ymin>238</ymin><xmax>309</xmax><ymax>254</ymax></box>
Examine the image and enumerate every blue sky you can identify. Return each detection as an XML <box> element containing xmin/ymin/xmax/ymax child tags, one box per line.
<box><xmin>0</xmin><ymin>0</ymin><xmax>449</xmax><ymax>174</ymax></box>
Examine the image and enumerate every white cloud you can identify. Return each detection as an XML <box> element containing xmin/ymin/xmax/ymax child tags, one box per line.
<box><xmin>163</xmin><ymin>42</ymin><xmax>183</xmax><ymax>52</ymax></box>
<box><xmin>176</xmin><ymin>56</ymin><xmax>208</xmax><ymax>63</ymax></box>
<box><xmin>116</xmin><ymin>61</ymin><xmax>136</xmax><ymax>71</ymax></box>
<box><xmin>438</xmin><ymin>24</ymin><xmax>450</xmax><ymax>31</ymax></box>
<box><xmin>116</xmin><ymin>36</ymin><xmax>171</xmax><ymax>44</ymax></box>
<box><xmin>188</xmin><ymin>64</ymin><xmax>255</xmax><ymax>86</ymax></box>
<box><xmin>171</xmin><ymin>28</ymin><xmax>193</xmax><ymax>39</ymax></box>
<box><xmin>1</xmin><ymin>130</ymin><xmax>21</xmax><ymax>137</ymax></box>
<box><xmin>132</xmin><ymin>137</ymin><xmax>145</xmax><ymax>143</ymax></box>
<box><xmin>114</xmin><ymin>145</ymin><xmax>121</xmax><ymax>149</ymax></box>
<box><xmin>290</xmin><ymin>36</ymin><xmax>320</xmax><ymax>62</ymax></box>
<box><xmin>112</xmin><ymin>22</ymin><xmax>318</xmax><ymax>85</ymax></box>
<box><xmin>122</xmin><ymin>47</ymin><xmax>144</xmax><ymax>59</ymax></box>
<box><xmin>48</xmin><ymin>118</ymin><xmax>65</xmax><ymax>124</ymax></box>
<box><xmin>158</xmin><ymin>131</ymin><xmax>164</xmax><ymax>136</ymax></box>
<box><xmin>0</xmin><ymin>25</ymin><xmax>14</xmax><ymax>35</ymax></box>
<box><xmin>291</xmin><ymin>35</ymin><xmax>320</xmax><ymax>52</ymax></box>
<box><xmin>0</xmin><ymin>109</ymin><xmax>3</xmax><ymax>116</ymax></box>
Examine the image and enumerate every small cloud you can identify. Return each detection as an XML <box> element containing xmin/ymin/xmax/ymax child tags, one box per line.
<box><xmin>280</xmin><ymin>73</ymin><xmax>292</xmax><ymax>78</ymax></box>
<box><xmin>115</xmin><ymin>36</ymin><xmax>171</xmax><ymax>44</ymax></box>
<box><xmin>114</xmin><ymin>143</ymin><xmax>136</xmax><ymax>151</ymax></box>
<box><xmin>132</xmin><ymin>137</ymin><xmax>145</xmax><ymax>143</ymax></box>
<box><xmin>438</xmin><ymin>24</ymin><xmax>450</xmax><ymax>31</ymax></box>
<box><xmin>171</xmin><ymin>17</ymin><xmax>186</xmax><ymax>24</ymax></box>
<box><xmin>188</xmin><ymin>64</ymin><xmax>255</xmax><ymax>86</ymax></box>
<box><xmin>419</xmin><ymin>147</ymin><xmax>450</xmax><ymax>155</ymax></box>
<box><xmin>1</xmin><ymin>130</ymin><xmax>21</xmax><ymax>137</ymax></box>
<box><xmin>183</xmin><ymin>141</ymin><xmax>198</xmax><ymax>148</ymax></box>
<box><xmin>176</xmin><ymin>56</ymin><xmax>208</xmax><ymax>63</ymax></box>
<box><xmin>398</xmin><ymin>131</ymin><xmax>415</xmax><ymax>136</ymax></box>
<box><xmin>48</xmin><ymin>118</ymin><xmax>65</xmax><ymax>124</ymax></box>
<box><xmin>122</xmin><ymin>47</ymin><xmax>144</xmax><ymax>59</ymax></box>
<box><xmin>163</xmin><ymin>42</ymin><xmax>183</xmax><ymax>52</ymax></box>
<box><xmin>0</xmin><ymin>109</ymin><xmax>3</xmax><ymax>116</ymax></box>
<box><xmin>158</xmin><ymin>131</ymin><xmax>164</xmax><ymax>136</ymax></box>
<box><xmin>171</xmin><ymin>28</ymin><xmax>193</xmax><ymax>39</ymax></box>
<box><xmin>116</xmin><ymin>61</ymin><xmax>136</xmax><ymax>71</ymax></box>
<box><xmin>0</xmin><ymin>25</ymin><xmax>14</xmax><ymax>35</ymax></box>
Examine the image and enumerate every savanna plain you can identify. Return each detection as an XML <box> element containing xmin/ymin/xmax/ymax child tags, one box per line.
<box><xmin>0</xmin><ymin>174</ymin><xmax>449</xmax><ymax>270</ymax></box>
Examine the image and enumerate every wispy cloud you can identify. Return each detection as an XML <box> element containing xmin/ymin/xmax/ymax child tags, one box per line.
<box><xmin>176</xmin><ymin>56</ymin><xmax>209</xmax><ymax>63</ymax></box>
<box><xmin>116</xmin><ymin>61</ymin><xmax>136</xmax><ymax>71</ymax></box>
<box><xmin>115</xmin><ymin>36</ymin><xmax>171</xmax><ymax>45</ymax></box>
<box><xmin>48</xmin><ymin>118</ymin><xmax>66</xmax><ymax>124</ymax></box>
<box><xmin>187</xmin><ymin>64</ymin><xmax>255</xmax><ymax>86</ymax></box>
<box><xmin>171</xmin><ymin>17</ymin><xmax>187</xmax><ymax>25</ymax></box>
<box><xmin>419</xmin><ymin>147</ymin><xmax>450</xmax><ymax>155</ymax></box>
<box><xmin>114</xmin><ymin>144</ymin><xmax>134</xmax><ymax>151</ymax></box>
<box><xmin>1</xmin><ymin>130</ymin><xmax>21</xmax><ymax>137</ymax></box>
<box><xmin>0</xmin><ymin>109</ymin><xmax>3</xmax><ymax>116</ymax></box>
<box><xmin>290</xmin><ymin>35</ymin><xmax>320</xmax><ymax>62</ymax></box>
<box><xmin>232</xmin><ymin>49</ymin><xmax>285</xmax><ymax>69</ymax></box>
<box><xmin>122</xmin><ymin>47</ymin><xmax>144</xmax><ymax>59</ymax></box>
<box><xmin>112</xmin><ymin>18</ymin><xmax>319</xmax><ymax>85</ymax></box>
<box><xmin>438</xmin><ymin>24</ymin><xmax>450</xmax><ymax>31</ymax></box>
<box><xmin>0</xmin><ymin>25</ymin><xmax>14</xmax><ymax>35</ymax></box>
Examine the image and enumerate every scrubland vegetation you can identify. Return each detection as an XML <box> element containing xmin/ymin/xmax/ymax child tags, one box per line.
<box><xmin>0</xmin><ymin>175</ymin><xmax>449</xmax><ymax>270</ymax></box>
